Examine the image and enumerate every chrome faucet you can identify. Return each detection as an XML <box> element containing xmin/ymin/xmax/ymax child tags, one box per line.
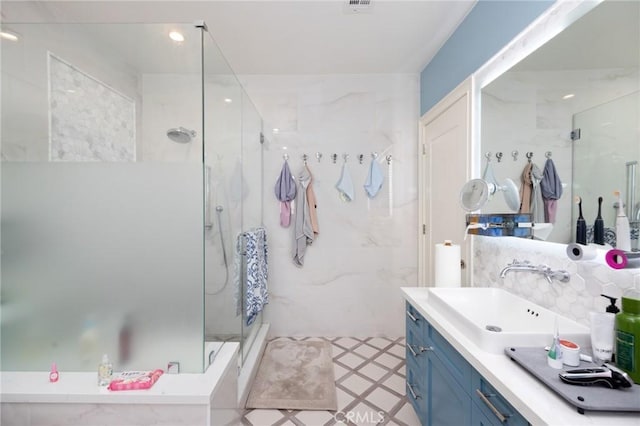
<box><xmin>499</xmin><ymin>259</ymin><xmax>570</xmax><ymax>284</ymax></box>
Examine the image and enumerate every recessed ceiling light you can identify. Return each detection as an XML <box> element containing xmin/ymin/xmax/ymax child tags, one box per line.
<box><xmin>562</xmin><ymin>93</ymin><xmax>575</xmax><ymax>100</ymax></box>
<box><xmin>169</xmin><ymin>31</ymin><xmax>184</xmax><ymax>42</ymax></box>
<box><xmin>224</xmin><ymin>98</ymin><xmax>233</xmax><ymax>104</ymax></box>
<box><xmin>0</xmin><ymin>31</ymin><xmax>19</xmax><ymax>42</ymax></box>
<box><xmin>273</xmin><ymin>128</ymin><xmax>280</xmax><ymax>134</ymax></box>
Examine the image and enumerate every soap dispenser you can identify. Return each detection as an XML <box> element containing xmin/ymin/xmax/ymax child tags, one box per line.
<box><xmin>601</xmin><ymin>294</ymin><xmax>620</xmax><ymax>314</ymax></box>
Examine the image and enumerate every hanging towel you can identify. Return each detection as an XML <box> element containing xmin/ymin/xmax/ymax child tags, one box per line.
<box><xmin>244</xmin><ymin>227</ymin><xmax>268</xmax><ymax>326</ymax></box>
<box><xmin>541</xmin><ymin>158</ymin><xmax>563</xmax><ymax>223</ymax></box>
<box><xmin>530</xmin><ymin>164</ymin><xmax>545</xmax><ymax>223</ymax></box>
<box><xmin>305</xmin><ymin>165</ymin><xmax>319</xmax><ymax>236</ymax></box>
<box><xmin>293</xmin><ymin>167</ymin><xmax>316</xmax><ymax>267</ymax></box>
<box><xmin>335</xmin><ymin>163</ymin><xmax>354</xmax><ymax>202</ymax></box>
<box><xmin>519</xmin><ymin>162</ymin><xmax>533</xmax><ymax>214</ymax></box>
<box><xmin>274</xmin><ymin>161</ymin><xmax>297</xmax><ymax>227</ymax></box>
<box><xmin>364</xmin><ymin>158</ymin><xmax>384</xmax><ymax>198</ymax></box>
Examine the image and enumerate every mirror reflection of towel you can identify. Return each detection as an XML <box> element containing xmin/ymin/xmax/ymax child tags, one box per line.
<box><xmin>364</xmin><ymin>158</ymin><xmax>384</xmax><ymax>198</ymax></box>
<box><xmin>541</xmin><ymin>158</ymin><xmax>563</xmax><ymax>223</ymax></box>
<box><xmin>335</xmin><ymin>163</ymin><xmax>354</xmax><ymax>202</ymax></box>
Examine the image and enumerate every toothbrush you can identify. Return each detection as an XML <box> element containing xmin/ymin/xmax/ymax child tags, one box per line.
<box><xmin>575</xmin><ymin>196</ymin><xmax>587</xmax><ymax>245</ymax></box>
<box><xmin>594</xmin><ymin>196</ymin><xmax>604</xmax><ymax>245</ymax></box>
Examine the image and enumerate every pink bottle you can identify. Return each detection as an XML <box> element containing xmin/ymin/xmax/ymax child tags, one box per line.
<box><xmin>49</xmin><ymin>363</ymin><xmax>59</xmax><ymax>382</ymax></box>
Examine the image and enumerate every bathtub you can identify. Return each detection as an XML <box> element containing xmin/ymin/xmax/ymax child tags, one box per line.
<box><xmin>1</xmin><ymin>342</ymin><xmax>240</xmax><ymax>426</ymax></box>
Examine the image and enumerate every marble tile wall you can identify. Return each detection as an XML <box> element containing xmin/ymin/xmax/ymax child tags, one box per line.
<box><xmin>237</xmin><ymin>74</ymin><xmax>420</xmax><ymax>338</ymax></box>
<box><xmin>474</xmin><ymin>236</ymin><xmax>640</xmax><ymax>326</ymax></box>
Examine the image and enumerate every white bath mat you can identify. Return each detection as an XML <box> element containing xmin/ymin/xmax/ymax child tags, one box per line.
<box><xmin>246</xmin><ymin>339</ymin><xmax>338</xmax><ymax>411</ymax></box>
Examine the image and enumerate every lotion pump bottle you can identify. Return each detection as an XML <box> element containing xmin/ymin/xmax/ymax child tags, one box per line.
<box><xmin>49</xmin><ymin>362</ymin><xmax>59</xmax><ymax>382</ymax></box>
<box><xmin>615</xmin><ymin>190</ymin><xmax>631</xmax><ymax>251</ymax></box>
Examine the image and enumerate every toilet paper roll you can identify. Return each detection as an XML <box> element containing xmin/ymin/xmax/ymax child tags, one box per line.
<box><xmin>435</xmin><ymin>240</ymin><xmax>461</xmax><ymax>287</ymax></box>
<box><xmin>566</xmin><ymin>243</ymin><xmax>597</xmax><ymax>261</ymax></box>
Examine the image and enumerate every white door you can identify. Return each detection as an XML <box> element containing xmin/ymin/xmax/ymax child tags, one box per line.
<box><xmin>418</xmin><ymin>80</ymin><xmax>471</xmax><ymax>286</ymax></box>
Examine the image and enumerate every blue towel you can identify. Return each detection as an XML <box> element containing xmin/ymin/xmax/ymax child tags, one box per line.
<box><xmin>336</xmin><ymin>163</ymin><xmax>354</xmax><ymax>202</ymax></box>
<box><xmin>244</xmin><ymin>227</ymin><xmax>268</xmax><ymax>326</ymax></box>
<box><xmin>364</xmin><ymin>158</ymin><xmax>384</xmax><ymax>198</ymax></box>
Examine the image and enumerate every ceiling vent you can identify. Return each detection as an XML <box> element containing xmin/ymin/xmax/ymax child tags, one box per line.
<box><xmin>344</xmin><ymin>0</ymin><xmax>373</xmax><ymax>14</ymax></box>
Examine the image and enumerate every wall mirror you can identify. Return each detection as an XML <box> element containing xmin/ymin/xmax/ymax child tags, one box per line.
<box><xmin>477</xmin><ymin>0</ymin><xmax>639</xmax><ymax>244</ymax></box>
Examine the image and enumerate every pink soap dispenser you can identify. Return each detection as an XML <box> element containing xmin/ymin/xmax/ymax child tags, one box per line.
<box><xmin>49</xmin><ymin>363</ymin><xmax>59</xmax><ymax>382</ymax></box>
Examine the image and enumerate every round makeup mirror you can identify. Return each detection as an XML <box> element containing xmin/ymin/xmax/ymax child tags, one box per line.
<box><xmin>460</xmin><ymin>179</ymin><xmax>491</xmax><ymax>212</ymax></box>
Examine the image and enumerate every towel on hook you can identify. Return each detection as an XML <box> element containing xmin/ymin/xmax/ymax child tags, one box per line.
<box><xmin>530</xmin><ymin>164</ymin><xmax>545</xmax><ymax>223</ymax></box>
<box><xmin>274</xmin><ymin>160</ymin><xmax>297</xmax><ymax>227</ymax></box>
<box><xmin>293</xmin><ymin>167</ymin><xmax>316</xmax><ymax>267</ymax></box>
<box><xmin>336</xmin><ymin>163</ymin><xmax>355</xmax><ymax>202</ymax></box>
<box><xmin>519</xmin><ymin>162</ymin><xmax>533</xmax><ymax>214</ymax></box>
<box><xmin>541</xmin><ymin>158</ymin><xmax>563</xmax><ymax>223</ymax></box>
<box><xmin>364</xmin><ymin>158</ymin><xmax>384</xmax><ymax>198</ymax></box>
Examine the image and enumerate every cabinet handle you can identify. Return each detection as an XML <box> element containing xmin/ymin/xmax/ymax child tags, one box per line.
<box><xmin>408</xmin><ymin>344</ymin><xmax>434</xmax><ymax>357</ymax></box>
<box><xmin>475</xmin><ymin>389</ymin><xmax>509</xmax><ymax>423</ymax></box>
<box><xmin>408</xmin><ymin>344</ymin><xmax>418</xmax><ymax>357</ymax></box>
<box><xmin>407</xmin><ymin>383</ymin><xmax>421</xmax><ymax>400</ymax></box>
<box><xmin>406</xmin><ymin>310</ymin><xmax>419</xmax><ymax>323</ymax></box>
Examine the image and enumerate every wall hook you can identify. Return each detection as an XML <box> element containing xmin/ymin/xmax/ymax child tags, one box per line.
<box><xmin>302</xmin><ymin>154</ymin><xmax>308</xmax><ymax>165</ymax></box>
<box><xmin>545</xmin><ymin>151</ymin><xmax>552</xmax><ymax>159</ymax></box>
<box><xmin>358</xmin><ymin>154</ymin><xmax>364</xmax><ymax>164</ymax></box>
<box><xmin>495</xmin><ymin>152</ymin><xmax>503</xmax><ymax>162</ymax></box>
<box><xmin>343</xmin><ymin>153</ymin><xmax>349</xmax><ymax>163</ymax></box>
<box><xmin>511</xmin><ymin>150</ymin><xmax>519</xmax><ymax>161</ymax></box>
<box><xmin>283</xmin><ymin>153</ymin><xmax>289</xmax><ymax>161</ymax></box>
<box><xmin>331</xmin><ymin>153</ymin><xmax>338</xmax><ymax>164</ymax></box>
<box><xmin>386</xmin><ymin>155</ymin><xmax>392</xmax><ymax>165</ymax></box>
<box><xmin>372</xmin><ymin>152</ymin><xmax>379</xmax><ymax>159</ymax></box>
<box><xmin>485</xmin><ymin>152</ymin><xmax>492</xmax><ymax>161</ymax></box>
<box><xmin>316</xmin><ymin>152</ymin><xmax>323</xmax><ymax>163</ymax></box>
<box><xmin>526</xmin><ymin>152</ymin><xmax>534</xmax><ymax>163</ymax></box>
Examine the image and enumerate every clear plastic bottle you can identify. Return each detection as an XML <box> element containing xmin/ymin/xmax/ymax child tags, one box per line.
<box><xmin>98</xmin><ymin>353</ymin><xmax>113</xmax><ymax>387</ymax></box>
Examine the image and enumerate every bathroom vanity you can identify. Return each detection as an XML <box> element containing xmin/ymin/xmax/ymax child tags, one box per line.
<box><xmin>402</xmin><ymin>287</ymin><xmax>639</xmax><ymax>426</ymax></box>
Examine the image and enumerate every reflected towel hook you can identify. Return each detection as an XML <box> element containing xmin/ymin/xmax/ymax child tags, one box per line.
<box><xmin>372</xmin><ymin>152</ymin><xmax>378</xmax><ymax>159</ymax></box>
<box><xmin>545</xmin><ymin>151</ymin><xmax>552</xmax><ymax>159</ymax></box>
<box><xmin>358</xmin><ymin>154</ymin><xmax>364</xmax><ymax>164</ymax></box>
<box><xmin>512</xmin><ymin>150</ymin><xmax>519</xmax><ymax>161</ymax></box>
<box><xmin>526</xmin><ymin>152</ymin><xmax>534</xmax><ymax>162</ymax></box>
<box><xmin>302</xmin><ymin>154</ymin><xmax>308</xmax><ymax>165</ymax></box>
<box><xmin>316</xmin><ymin>152</ymin><xmax>323</xmax><ymax>163</ymax></box>
<box><xmin>485</xmin><ymin>152</ymin><xmax>492</xmax><ymax>162</ymax></box>
<box><xmin>283</xmin><ymin>153</ymin><xmax>289</xmax><ymax>161</ymax></box>
<box><xmin>386</xmin><ymin>155</ymin><xmax>392</xmax><ymax>165</ymax></box>
<box><xmin>495</xmin><ymin>152</ymin><xmax>503</xmax><ymax>163</ymax></box>
<box><xmin>331</xmin><ymin>153</ymin><xmax>338</xmax><ymax>164</ymax></box>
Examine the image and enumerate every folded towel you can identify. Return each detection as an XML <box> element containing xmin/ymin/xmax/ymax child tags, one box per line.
<box><xmin>274</xmin><ymin>161</ymin><xmax>297</xmax><ymax>227</ymax></box>
<box><xmin>336</xmin><ymin>163</ymin><xmax>354</xmax><ymax>202</ymax></box>
<box><xmin>364</xmin><ymin>158</ymin><xmax>384</xmax><ymax>198</ymax></box>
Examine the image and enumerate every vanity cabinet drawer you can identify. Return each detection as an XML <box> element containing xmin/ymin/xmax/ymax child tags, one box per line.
<box><xmin>471</xmin><ymin>370</ymin><xmax>528</xmax><ymax>426</ymax></box>
<box><xmin>426</xmin><ymin>323</ymin><xmax>472</xmax><ymax>391</ymax></box>
<box><xmin>406</xmin><ymin>302</ymin><xmax>426</xmax><ymax>337</ymax></box>
<box><xmin>406</xmin><ymin>356</ymin><xmax>427</xmax><ymax>420</ymax></box>
<box><xmin>406</xmin><ymin>325</ymin><xmax>428</xmax><ymax>367</ymax></box>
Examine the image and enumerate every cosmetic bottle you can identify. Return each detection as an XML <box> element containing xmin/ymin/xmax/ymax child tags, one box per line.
<box><xmin>98</xmin><ymin>354</ymin><xmax>113</xmax><ymax>387</ymax></box>
<box><xmin>616</xmin><ymin>291</ymin><xmax>640</xmax><ymax>383</ymax></box>
<box><xmin>49</xmin><ymin>363</ymin><xmax>59</xmax><ymax>383</ymax></box>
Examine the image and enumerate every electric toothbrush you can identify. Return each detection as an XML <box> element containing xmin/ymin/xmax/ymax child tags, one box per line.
<box><xmin>576</xmin><ymin>196</ymin><xmax>587</xmax><ymax>245</ymax></box>
<box><xmin>594</xmin><ymin>196</ymin><xmax>604</xmax><ymax>245</ymax></box>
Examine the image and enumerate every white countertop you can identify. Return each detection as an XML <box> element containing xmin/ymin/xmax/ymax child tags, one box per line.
<box><xmin>401</xmin><ymin>287</ymin><xmax>640</xmax><ymax>426</ymax></box>
<box><xmin>0</xmin><ymin>342</ymin><xmax>238</xmax><ymax>405</ymax></box>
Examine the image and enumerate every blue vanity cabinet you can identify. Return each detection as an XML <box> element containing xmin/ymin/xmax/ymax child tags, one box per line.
<box><xmin>405</xmin><ymin>302</ymin><xmax>528</xmax><ymax>426</ymax></box>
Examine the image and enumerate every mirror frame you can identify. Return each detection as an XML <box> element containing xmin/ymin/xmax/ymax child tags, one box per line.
<box><xmin>469</xmin><ymin>0</ymin><xmax>604</xmax><ymax>247</ymax></box>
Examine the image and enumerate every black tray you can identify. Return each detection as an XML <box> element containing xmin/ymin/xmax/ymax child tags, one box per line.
<box><xmin>505</xmin><ymin>346</ymin><xmax>640</xmax><ymax>414</ymax></box>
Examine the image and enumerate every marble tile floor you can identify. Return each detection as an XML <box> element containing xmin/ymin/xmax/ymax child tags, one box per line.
<box><xmin>241</xmin><ymin>337</ymin><xmax>420</xmax><ymax>426</ymax></box>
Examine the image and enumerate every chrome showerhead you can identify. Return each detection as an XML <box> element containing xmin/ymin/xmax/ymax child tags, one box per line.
<box><xmin>167</xmin><ymin>127</ymin><xmax>196</xmax><ymax>143</ymax></box>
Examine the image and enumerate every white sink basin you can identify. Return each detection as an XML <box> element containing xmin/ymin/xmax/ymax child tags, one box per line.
<box><xmin>427</xmin><ymin>287</ymin><xmax>590</xmax><ymax>354</ymax></box>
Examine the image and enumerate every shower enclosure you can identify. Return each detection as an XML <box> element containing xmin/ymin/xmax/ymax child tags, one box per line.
<box><xmin>1</xmin><ymin>21</ymin><xmax>264</xmax><ymax>374</ymax></box>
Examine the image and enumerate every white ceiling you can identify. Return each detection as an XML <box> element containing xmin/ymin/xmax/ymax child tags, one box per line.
<box><xmin>1</xmin><ymin>0</ymin><xmax>476</xmax><ymax>74</ymax></box>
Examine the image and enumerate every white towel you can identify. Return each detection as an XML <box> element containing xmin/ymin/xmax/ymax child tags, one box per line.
<box><xmin>336</xmin><ymin>163</ymin><xmax>354</xmax><ymax>202</ymax></box>
<box><xmin>364</xmin><ymin>158</ymin><xmax>384</xmax><ymax>198</ymax></box>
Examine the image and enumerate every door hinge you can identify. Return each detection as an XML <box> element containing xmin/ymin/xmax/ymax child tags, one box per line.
<box><xmin>422</xmin><ymin>144</ymin><xmax>426</xmax><ymax>155</ymax></box>
<box><xmin>422</xmin><ymin>224</ymin><xmax>427</xmax><ymax>235</ymax></box>
<box><xmin>570</xmin><ymin>128</ymin><xmax>581</xmax><ymax>141</ymax></box>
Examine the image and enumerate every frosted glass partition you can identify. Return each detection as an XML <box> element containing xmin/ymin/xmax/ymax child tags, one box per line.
<box><xmin>1</xmin><ymin>163</ymin><xmax>204</xmax><ymax>372</ymax></box>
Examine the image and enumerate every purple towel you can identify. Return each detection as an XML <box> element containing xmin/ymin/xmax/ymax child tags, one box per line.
<box><xmin>541</xmin><ymin>158</ymin><xmax>562</xmax><ymax>224</ymax></box>
<box><xmin>274</xmin><ymin>161</ymin><xmax>297</xmax><ymax>227</ymax></box>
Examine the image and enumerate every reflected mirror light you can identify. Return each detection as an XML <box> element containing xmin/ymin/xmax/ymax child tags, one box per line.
<box><xmin>0</xmin><ymin>30</ymin><xmax>19</xmax><ymax>42</ymax></box>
